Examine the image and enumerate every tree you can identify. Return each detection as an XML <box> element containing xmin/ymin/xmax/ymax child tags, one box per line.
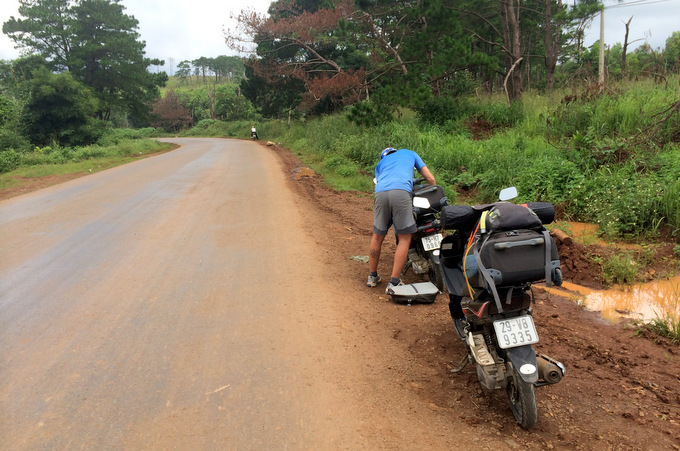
<box><xmin>149</xmin><ymin>91</ymin><xmax>192</xmax><ymax>132</ymax></box>
<box><xmin>212</xmin><ymin>55</ymin><xmax>246</xmax><ymax>82</ymax></box>
<box><xmin>634</xmin><ymin>43</ymin><xmax>663</xmax><ymax>77</ymax></box>
<box><xmin>213</xmin><ymin>85</ymin><xmax>256</xmax><ymax>120</ymax></box>
<box><xmin>355</xmin><ymin>0</ymin><xmax>476</xmax><ymax>103</ymax></box>
<box><xmin>228</xmin><ymin>0</ymin><xmax>366</xmax><ymax>114</ymax></box>
<box><xmin>239</xmin><ymin>62</ymin><xmax>305</xmax><ymax>118</ymax></box>
<box><xmin>226</xmin><ymin>0</ymin><xmax>609</xmax><ymax>116</ymax></box>
<box><xmin>664</xmin><ymin>31</ymin><xmax>680</xmax><ymax>73</ymax></box>
<box><xmin>23</xmin><ymin>67</ymin><xmax>101</xmax><ymax>146</ymax></box>
<box><xmin>3</xmin><ymin>0</ymin><xmax>166</xmax><ymax>123</ymax></box>
<box><xmin>499</xmin><ymin>0</ymin><xmax>523</xmax><ymax>100</ymax></box>
<box><xmin>193</xmin><ymin>57</ymin><xmax>211</xmax><ymax>84</ymax></box>
<box><xmin>176</xmin><ymin>60</ymin><xmax>192</xmax><ymax>85</ymax></box>
<box><xmin>540</xmin><ymin>0</ymin><xmax>566</xmax><ymax>91</ymax></box>
<box><xmin>2</xmin><ymin>0</ymin><xmax>74</xmax><ymax>72</ymax></box>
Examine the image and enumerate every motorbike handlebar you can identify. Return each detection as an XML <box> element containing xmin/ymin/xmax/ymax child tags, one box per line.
<box><xmin>417</xmin><ymin>219</ymin><xmax>441</xmax><ymax>233</ymax></box>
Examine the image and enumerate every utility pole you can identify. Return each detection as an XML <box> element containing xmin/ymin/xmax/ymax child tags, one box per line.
<box><xmin>599</xmin><ymin>8</ymin><xmax>605</xmax><ymax>87</ymax></box>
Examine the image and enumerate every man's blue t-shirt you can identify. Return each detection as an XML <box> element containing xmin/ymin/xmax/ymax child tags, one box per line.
<box><xmin>374</xmin><ymin>149</ymin><xmax>426</xmax><ymax>193</ymax></box>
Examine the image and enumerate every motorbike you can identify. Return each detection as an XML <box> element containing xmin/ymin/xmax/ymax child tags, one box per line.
<box><xmin>438</xmin><ymin>187</ymin><xmax>565</xmax><ymax>429</ymax></box>
<box><xmin>401</xmin><ymin>179</ymin><xmax>448</xmax><ymax>292</ymax></box>
<box><xmin>251</xmin><ymin>129</ymin><xmax>258</xmax><ymax>140</ymax></box>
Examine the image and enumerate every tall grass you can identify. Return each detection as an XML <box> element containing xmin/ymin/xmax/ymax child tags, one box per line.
<box><xmin>648</xmin><ymin>312</ymin><xmax>680</xmax><ymax>344</ymax></box>
<box><xmin>0</xmin><ymin>135</ymin><xmax>174</xmax><ymax>190</ymax></box>
<box><xmin>262</xmin><ymin>76</ymin><xmax>680</xmax><ymax>240</ymax></box>
<box><xmin>0</xmin><ymin>128</ymin><xmax>168</xmax><ymax>174</ymax></box>
<box><xmin>3</xmin><ymin>76</ymin><xmax>678</xmax><ymax>241</ymax></box>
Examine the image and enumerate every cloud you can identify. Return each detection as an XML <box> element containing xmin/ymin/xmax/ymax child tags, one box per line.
<box><xmin>0</xmin><ymin>0</ymin><xmax>271</xmax><ymax>66</ymax></box>
<box><xmin>583</xmin><ymin>0</ymin><xmax>680</xmax><ymax>50</ymax></box>
<box><xmin>1</xmin><ymin>0</ymin><xmax>677</xmax><ymax>69</ymax></box>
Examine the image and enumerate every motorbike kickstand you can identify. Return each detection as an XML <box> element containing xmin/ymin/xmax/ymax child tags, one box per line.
<box><xmin>450</xmin><ymin>354</ymin><xmax>470</xmax><ymax>373</ymax></box>
<box><xmin>401</xmin><ymin>261</ymin><xmax>412</xmax><ymax>277</ymax></box>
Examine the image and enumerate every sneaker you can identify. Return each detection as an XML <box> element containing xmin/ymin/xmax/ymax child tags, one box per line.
<box><xmin>385</xmin><ymin>280</ymin><xmax>404</xmax><ymax>294</ymax></box>
<box><xmin>366</xmin><ymin>274</ymin><xmax>381</xmax><ymax>287</ymax></box>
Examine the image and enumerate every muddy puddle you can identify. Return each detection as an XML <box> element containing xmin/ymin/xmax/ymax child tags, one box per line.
<box><xmin>546</xmin><ymin>222</ymin><xmax>680</xmax><ymax>322</ymax></box>
<box><xmin>292</xmin><ymin>167</ymin><xmax>316</xmax><ymax>180</ymax></box>
<box><xmin>544</xmin><ymin>277</ymin><xmax>680</xmax><ymax>322</ymax></box>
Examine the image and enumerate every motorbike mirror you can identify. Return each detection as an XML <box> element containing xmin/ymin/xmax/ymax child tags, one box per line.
<box><xmin>413</xmin><ymin>196</ymin><xmax>431</xmax><ymax>209</ymax></box>
<box><xmin>499</xmin><ymin>186</ymin><xmax>518</xmax><ymax>201</ymax></box>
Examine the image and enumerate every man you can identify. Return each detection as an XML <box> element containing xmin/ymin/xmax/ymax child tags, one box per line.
<box><xmin>367</xmin><ymin>147</ymin><xmax>436</xmax><ymax>293</ymax></box>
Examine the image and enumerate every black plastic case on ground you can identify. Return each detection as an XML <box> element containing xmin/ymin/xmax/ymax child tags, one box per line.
<box><xmin>387</xmin><ymin>282</ymin><xmax>439</xmax><ymax>304</ymax></box>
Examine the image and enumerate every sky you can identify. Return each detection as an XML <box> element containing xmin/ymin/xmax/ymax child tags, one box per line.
<box><xmin>0</xmin><ymin>0</ymin><xmax>678</xmax><ymax>72</ymax></box>
<box><xmin>583</xmin><ymin>0</ymin><xmax>680</xmax><ymax>50</ymax></box>
<box><xmin>0</xmin><ymin>0</ymin><xmax>273</xmax><ymax>73</ymax></box>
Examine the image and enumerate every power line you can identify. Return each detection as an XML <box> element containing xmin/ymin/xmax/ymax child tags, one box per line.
<box><xmin>605</xmin><ymin>0</ymin><xmax>677</xmax><ymax>10</ymax></box>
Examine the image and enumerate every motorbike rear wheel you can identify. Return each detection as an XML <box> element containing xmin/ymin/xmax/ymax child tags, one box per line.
<box><xmin>506</xmin><ymin>365</ymin><xmax>538</xmax><ymax>429</ymax></box>
<box><xmin>428</xmin><ymin>260</ymin><xmax>445</xmax><ymax>292</ymax></box>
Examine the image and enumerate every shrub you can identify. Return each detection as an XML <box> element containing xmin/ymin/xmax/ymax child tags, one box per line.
<box><xmin>477</xmin><ymin>101</ymin><xmax>524</xmax><ymax>127</ymax></box>
<box><xmin>0</xmin><ymin>149</ymin><xmax>21</xmax><ymax>173</ymax></box>
<box><xmin>416</xmin><ymin>97</ymin><xmax>476</xmax><ymax>126</ymax></box>
<box><xmin>601</xmin><ymin>252</ymin><xmax>637</xmax><ymax>286</ymax></box>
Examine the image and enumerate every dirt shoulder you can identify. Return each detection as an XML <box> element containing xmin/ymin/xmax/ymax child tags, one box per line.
<box><xmin>269</xmin><ymin>143</ymin><xmax>680</xmax><ymax>450</ymax></box>
<box><xmin>4</xmin><ymin>141</ymin><xmax>680</xmax><ymax>450</ymax></box>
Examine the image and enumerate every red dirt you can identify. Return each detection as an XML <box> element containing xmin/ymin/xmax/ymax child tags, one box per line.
<box><xmin>270</xmin><ymin>144</ymin><xmax>680</xmax><ymax>450</ymax></box>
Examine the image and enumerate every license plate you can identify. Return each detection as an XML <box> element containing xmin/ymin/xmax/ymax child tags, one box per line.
<box><xmin>493</xmin><ymin>315</ymin><xmax>539</xmax><ymax>349</ymax></box>
<box><xmin>421</xmin><ymin>233</ymin><xmax>442</xmax><ymax>251</ymax></box>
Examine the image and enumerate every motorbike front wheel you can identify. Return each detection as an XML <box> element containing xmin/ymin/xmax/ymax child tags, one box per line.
<box><xmin>428</xmin><ymin>260</ymin><xmax>445</xmax><ymax>292</ymax></box>
<box><xmin>506</xmin><ymin>365</ymin><xmax>538</xmax><ymax>429</ymax></box>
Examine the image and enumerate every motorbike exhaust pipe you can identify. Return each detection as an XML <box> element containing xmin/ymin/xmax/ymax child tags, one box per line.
<box><xmin>536</xmin><ymin>354</ymin><xmax>564</xmax><ymax>384</ymax></box>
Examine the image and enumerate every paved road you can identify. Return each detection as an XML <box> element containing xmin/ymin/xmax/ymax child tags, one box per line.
<box><xmin>0</xmin><ymin>138</ymin><xmax>361</xmax><ymax>449</ymax></box>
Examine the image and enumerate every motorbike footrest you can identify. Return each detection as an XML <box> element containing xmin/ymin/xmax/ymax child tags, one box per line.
<box><xmin>468</xmin><ymin>333</ymin><xmax>495</xmax><ymax>366</ymax></box>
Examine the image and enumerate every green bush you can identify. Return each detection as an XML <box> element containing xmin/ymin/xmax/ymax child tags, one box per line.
<box><xmin>97</xmin><ymin>127</ymin><xmax>160</xmax><ymax>146</ymax></box>
<box><xmin>346</xmin><ymin>100</ymin><xmax>394</xmax><ymax>127</ymax></box>
<box><xmin>416</xmin><ymin>97</ymin><xmax>476</xmax><ymax>126</ymax></box>
<box><xmin>0</xmin><ymin>129</ymin><xmax>31</xmax><ymax>153</ymax></box>
<box><xmin>0</xmin><ymin>149</ymin><xmax>21</xmax><ymax>173</ymax></box>
<box><xmin>477</xmin><ymin>101</ymin><xmax>524</xmax><ymax>127</ymax></box>
<box><xmin>46</xmin><ymin>147</ymin><xmax>73</xmax><ymax>164</ymax></box>
<box><xmin>602</xmin><ymin>251</ymin><xmax>638</xmax><ymax>286</ymax></box>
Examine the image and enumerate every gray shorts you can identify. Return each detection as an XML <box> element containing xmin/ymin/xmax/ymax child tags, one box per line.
<box><xmin>373</xmin><ymin>189</ymin><xmax>416</xmax><ymax>235</ymax></box>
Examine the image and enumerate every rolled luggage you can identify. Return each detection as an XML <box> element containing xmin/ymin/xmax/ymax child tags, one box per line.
<box><xmin>440</xmin><ymin>205</ymin><xmax>479</xmax><ymax>230</ymax></box>
<box><xmin>524</xmin><ymin>202</ymin><xmax>555</xmax><ymax>225</ymax></box>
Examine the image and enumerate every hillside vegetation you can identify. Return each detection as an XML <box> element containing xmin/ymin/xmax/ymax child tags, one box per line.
<box><xmin>186</xmin><ymin>78</ymin><xmax>680</xmax><ymax>243</ymax></box>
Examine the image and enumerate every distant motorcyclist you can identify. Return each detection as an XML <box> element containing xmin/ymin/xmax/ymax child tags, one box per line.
<box><xmin>366</xmin><ymin>147</ymin><xmax>436</xmax><ymax>293</ymax></box>
<box><xmin>251</xmin><ymin>126</ymin><xmax>258</xmax><ymax>140</ymax></box>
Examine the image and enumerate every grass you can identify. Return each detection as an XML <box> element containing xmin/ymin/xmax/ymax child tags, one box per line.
<box><xmin>601</xmin><ymin>252</ymin><xmax>638</xmax><ymax>286</ymax></box>
<box><xmin>4</xmin><ymin>75</ymin><xmax>680</xmax><ymax>242</ymax></box>
<box><xmin>282</xmin><ymin>78</ymin><xmax>680</xmax><ymax>241</ymax></box>
<box><xmin>647</xmin><ymin>314</ymin><xmax>680</xmax><ymax>344</ymax></box>
<box><xmin>0</xmin><ymin>139</ymin><xmax>175</xmax><ymax>191</ymax></box>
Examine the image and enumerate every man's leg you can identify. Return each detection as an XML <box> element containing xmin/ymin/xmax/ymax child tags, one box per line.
<box><xmin>369</xmin><ymin>233</ymin><xmax>385</xmax><ymax>274</ymax></box>
<box><xmin>392</xmin><ymin>233</ymin><xmax>412</xmax><ymax>280</ymax></box>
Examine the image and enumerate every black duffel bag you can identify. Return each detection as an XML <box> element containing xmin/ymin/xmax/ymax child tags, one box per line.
<box><xmin>440</xmin><ymin>205</ymin><xmax>480</xmax><ymax>230</ymax></box>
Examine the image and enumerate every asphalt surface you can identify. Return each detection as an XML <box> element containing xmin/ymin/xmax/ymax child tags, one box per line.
<box><xmin>0</xmin><ymin>138</ymin><xmax>362</xmax><ymax>449</ymax></box>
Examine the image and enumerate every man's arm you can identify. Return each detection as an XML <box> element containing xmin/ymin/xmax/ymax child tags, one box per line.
<box><xmin>419</xmin><ymin>166</ymin><xmax>436</xmax><ymax>186</ymax></box>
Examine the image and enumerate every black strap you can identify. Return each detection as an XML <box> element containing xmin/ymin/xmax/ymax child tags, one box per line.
<box><xmin>543</xmin><ymin>229</ymin><xmax>552</xmax><ymax>287</ymax></box>
<box><xmin>473</xmin><ymin>234</ymin><xmax>504</xmax><ymax>314</ymax></box>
